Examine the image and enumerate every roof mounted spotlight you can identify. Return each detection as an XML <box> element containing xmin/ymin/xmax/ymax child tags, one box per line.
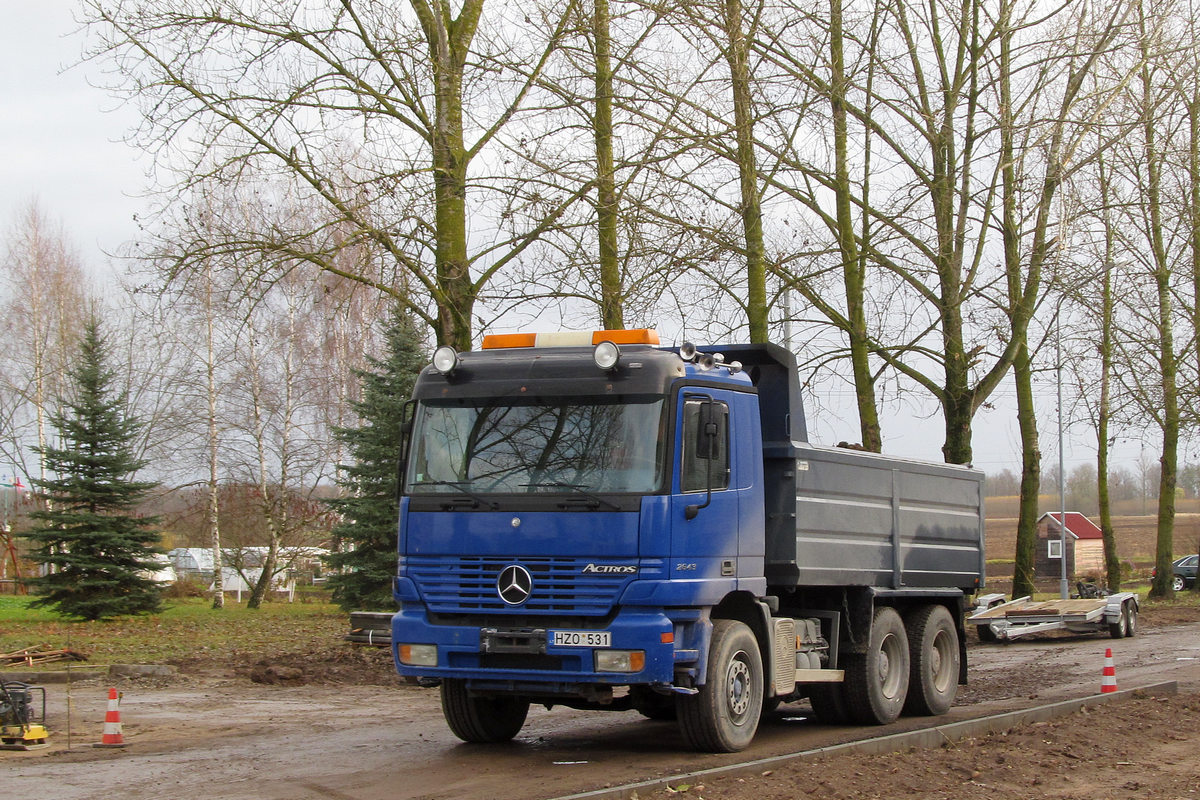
<box><xmin>432</xmin><ymin>345</ymin><xmax>460</xmax><ymax>376</ymax></box>
<box><xmin>593</xmin><ymin>340</ymin><xmax>621</xmax><ymax>371</ymax></box>
<box><xmin>697</xmin><ymin>353</ymin><xmax>716</xmax><ymax>370</ymax></box>
<box><xmin>679</xmin><ymin>342</ymin><xmax>698</xmax><ymax>362</ymax></box>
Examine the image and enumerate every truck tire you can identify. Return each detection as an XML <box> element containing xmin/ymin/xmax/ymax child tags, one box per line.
<box><xmin>902</xmin><ymin>604</ymin><xmax>959</xmax><ymax>716</ymax></box>
<box><xmin>843</xmin><ymin>607</ymin><xmax>909</xmax><ymax>725</ymax></box>
<box><xmin>807</xmin><ymin>683</ymin><xmax>850</xmax><ymax>724</ymax></box>
<box><xmin>677</xmin><ymin>619</ymin><xmax>763</xmax><ymax>752</ymax></box>
<box><xmin>631</xmin><ymin>686</ymin><xmax>677</xmax><ymax>721</ymax></box>
<box><xmin>440</xmin><ymin>679</ymin><xmax>529</xmax><ymax>743</ymax></box>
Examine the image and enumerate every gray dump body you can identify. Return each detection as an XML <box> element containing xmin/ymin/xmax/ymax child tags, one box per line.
<box><xmin>769</xmin><ymin>442</ymin><xmax>985</xmax><ymax>591</ymax></box>
<box><xmin>710</xmin><ymin>343</ymin><xmax>986</xmax><ymax>594</ymax></box>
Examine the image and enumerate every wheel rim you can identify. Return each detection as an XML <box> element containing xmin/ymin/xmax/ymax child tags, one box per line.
<box><xmin>726</xmin><ymin>650</ymin><xmax>753</xmax><ymax>721</ymax></box>
<box><xmin>930</xmin><ymin>629</ymin><xmax>955</xmax><ymax>693</ymax></box>
<box><xmin>1173</xmin><ymin>577</ymin><xmax>1185</xmax><ymax>592</ymax></box>
<box><xmin>878</xmin><ymin>632</ymin><xmax>905</xmax><ymax>700</ymax></box>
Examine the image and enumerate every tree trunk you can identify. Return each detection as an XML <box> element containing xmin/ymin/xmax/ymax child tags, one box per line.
<box><xmin>722</xmin><ymin>0</ymin><xmax>768</xmax><ymax>343</ymax></box>
<box><xmin>1141</xmin><ymin>55</ymin><xmax>1177</xmax><ymax>599</ymax></box>
<box><xmin>1096</xmin><ymin>156</ymin><xmax>1120</xmax><ymax>591</ymax></box>
<box><xmin>593</xmin><ymin>0</ymin><xmax>622</xmax><ymax>330</ymax></box>
<box><xmin>413</xmin><ymin>0</ymin><xmax>485</xmax><ymax>350</ymax></box>
<box><xmin>831</xmin><ymin>0</ymin><xmax>881</xmax><ymax>451</ymax></box>
<box><xmin>1011</xmin><ymin>341</ymin><xmax>1040</xmax><ymax>598</ymax></box>
<box><xmin>205</xmin><ymin>265</ymin><xmax>224</xmax><ymax>609</ymax></box>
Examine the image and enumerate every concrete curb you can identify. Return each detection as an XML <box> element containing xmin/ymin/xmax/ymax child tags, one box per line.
<box><xmin>548</xmin><ymin>681</ymin><xmax>1179</xmax><ymax>800</ymax></box>
<box><xmin>0</xmin><ymin>664</ymin><xmax>176</xmax><ymax>683</ymax></box>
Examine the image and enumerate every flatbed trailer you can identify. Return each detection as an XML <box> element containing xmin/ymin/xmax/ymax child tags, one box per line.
<box><xmin>968</xmin><ymin>593</ymin><xmax>1139</xmax><ymax>641</ymax></box>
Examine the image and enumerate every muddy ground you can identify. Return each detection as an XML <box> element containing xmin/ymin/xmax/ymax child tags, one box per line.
<box><xmin>4</xmin><ymin>605</ymin><xmax>1200</xmax><ymax>800</ymax></box>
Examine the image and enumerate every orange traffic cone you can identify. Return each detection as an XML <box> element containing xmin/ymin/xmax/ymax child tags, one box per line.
<box><xmin>93</xmin><ymin>687</ymin><xmax>127</xmax><ymax>748</ymax></box>
<box><xmin>1101</xmin><ymin>648</ymin><xmax>1118</xmax><ymax>694</ymax></box>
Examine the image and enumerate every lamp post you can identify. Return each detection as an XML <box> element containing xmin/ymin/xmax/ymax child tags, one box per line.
<box><xmin>1057</xmin><ymin>313</ymin><xmax>1068</xmax><ymax>600</ymax></box>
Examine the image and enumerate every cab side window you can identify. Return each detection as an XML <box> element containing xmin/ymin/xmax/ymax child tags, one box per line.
<box><xmin>681</xmin><ymin>399</ymin><xmax>730</xmax><ymax>493</ymax></box>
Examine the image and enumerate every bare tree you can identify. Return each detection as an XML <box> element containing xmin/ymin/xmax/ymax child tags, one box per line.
<box><xmin>0</xmin><ymin>202</ymin><xmax>91</xmax><ymax>487</ymax></box>
<box><xmin>84</xmin><ymin>0</ymin><xmax>585</xmax><ymax>349</ymax></box>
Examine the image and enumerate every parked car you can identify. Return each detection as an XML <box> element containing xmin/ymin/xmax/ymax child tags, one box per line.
<box><xmin>1153</xmin><ymin>554</ymin><xmax>1199</xmax><ymax>591</ymax></box>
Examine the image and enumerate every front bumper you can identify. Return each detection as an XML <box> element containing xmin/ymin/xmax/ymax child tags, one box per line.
<box><xmin>391</xmin><ymin>604</ymin><xmax>701</xmax><ymax>694</ymax></box>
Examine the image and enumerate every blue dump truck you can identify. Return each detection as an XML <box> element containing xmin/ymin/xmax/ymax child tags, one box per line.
<box><xmin>391</xmin><ymin>329</ymin><xmax>985</xmax><ymax>752</ymax></box>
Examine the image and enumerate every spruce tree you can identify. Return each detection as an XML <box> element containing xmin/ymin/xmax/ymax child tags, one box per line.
<box><xmin>23</xmin><ymin>319</ymin><xmax>165</xmax><ymax>620</ymax></box>
<box><xmin>325</xmin><ymin>308</ymin><xmax>425</xmax><ymax>610</ymax></box>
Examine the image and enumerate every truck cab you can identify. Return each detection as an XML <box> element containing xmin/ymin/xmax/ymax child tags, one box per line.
<box><xmin>391</xmin><ymin>329</ymin><xmax>984</xmax><ymax>751</ymax></box>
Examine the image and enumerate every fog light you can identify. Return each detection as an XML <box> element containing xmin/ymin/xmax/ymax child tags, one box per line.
<box><xmin>595</xmin><ymin>649</ymin><xmax>645</xmax><ymax>673</ymax></box>
<box><xmin>399</xmin><ymin>644</ymin><xmax>438</xmax><ymax>666</ymax></box>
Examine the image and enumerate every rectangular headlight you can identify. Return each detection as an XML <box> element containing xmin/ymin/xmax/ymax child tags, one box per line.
<box><xmin>594</xmin><ymin>650</ymin><xmax>645</xmax><ymax>673</ymax></box>
<box><xmin>398</xmin><ymin>644</ymin><xmax>438</xmax><ymax>666</ymax></box>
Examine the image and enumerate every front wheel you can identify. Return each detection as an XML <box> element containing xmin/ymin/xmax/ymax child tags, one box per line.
<box><xmin>440</xmin><ymin>679</ymin><xmax>529</xmax><ymax>743</ymax></box>
<box><xmin>677</xmin><ymin>619</ymin><xmax>763</xmax><ymax>752</ymax></box>
<box><xmin>843</xmin><ymin>607</ymin><xmax>909</xmax><ymax>725</ymax></box>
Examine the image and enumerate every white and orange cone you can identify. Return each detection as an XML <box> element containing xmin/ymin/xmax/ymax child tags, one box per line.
<box><xmin>1101</xmin><ymin>648</ymin><xmax>1118</xmax><ymax>694</ymax></box>
<box><xmin>93</xmin><ymin>687</ymin><xmax>127</xmax><ymax>748</ymax></box>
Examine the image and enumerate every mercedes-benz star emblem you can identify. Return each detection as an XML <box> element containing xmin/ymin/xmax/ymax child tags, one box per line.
<box><xmin>497</xmin><ymin>565</ymin><xmax>533</xmax><ymax>605</ymax></box>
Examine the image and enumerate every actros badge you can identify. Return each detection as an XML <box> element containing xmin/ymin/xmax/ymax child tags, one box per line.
<box><xmin>497</xmin><ymin>564</ymin><xmax>533</xmax><ymax>605</ymax></box>
<box><xmin>582</xmin><ymin>563</ymin><xmax>638</xmax><ymax>574</ymax></box>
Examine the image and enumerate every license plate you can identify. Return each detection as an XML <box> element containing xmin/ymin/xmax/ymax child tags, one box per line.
<box><xmin>550</xmin><ymin>630</ymin><xmax>611</xmax><ymax>647</ymax></box>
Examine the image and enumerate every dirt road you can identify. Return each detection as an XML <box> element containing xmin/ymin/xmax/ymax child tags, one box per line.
<box><xmin>6</xmin><ymin>618</ymin><xmax>1200</xmax><ymax>800</ymax></box>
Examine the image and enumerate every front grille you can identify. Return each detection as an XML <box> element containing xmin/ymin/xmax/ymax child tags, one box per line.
<box><xmin>406</xmin><ymin>556</ymin><xmax>646</xmax><ymax>616</ymax></box>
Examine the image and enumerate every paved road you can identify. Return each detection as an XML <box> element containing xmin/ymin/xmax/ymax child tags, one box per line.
<box><xmin>7</xmin><ymin>622</ymin><xmax>1200</xmax><ymax>800</ymax></box>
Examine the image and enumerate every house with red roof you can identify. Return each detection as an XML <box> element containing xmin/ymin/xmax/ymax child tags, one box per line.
<box><xmin>1036</xmin><ymin>511</ymin><xmax>1105</xmax><ymax>579</ymax></box>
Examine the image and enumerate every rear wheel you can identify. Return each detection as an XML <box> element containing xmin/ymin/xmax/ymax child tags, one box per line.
<box><xmin>1172</xmin><ymin>575</ymin><xmax>1185</xmax><ymax>592</ymax></box>
<box><xmin>903</xmin><ymin>605</ymin><xmax>959</xmax><ymax>716</ymax></box>
<box><xmin>440</xmin><ymin>680</ymin><xmax>529</xmax><ymax>743</ymax></box>
<box><xmin>843</xmin><ymin>607</ymin><xmax>909</xmax><ymax>725</ymax></box>
<box><xmin>1125</xmin><ymin>602</ymin><xmax>1138</xmax><ymax>636</ymax></box>
<box><xmin>677</xmin><ymin>619</ymin><xmax>763</xmax><ymax>752</ymax></box>
<box><xmin>807</xmin><ymin>683</ymin><xmax>850</xmax><ymax>724</ymax></box>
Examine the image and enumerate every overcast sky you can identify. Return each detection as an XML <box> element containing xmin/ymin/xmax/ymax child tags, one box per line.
<box><xmin>0</xmin><ymin>3</ymin><xmax>1162</xmax><ymax>478</ymax></box>
<box><xmin>1</xmin><ymin>3</ymin><xmax>147</xmax><ymax>279</ymax></box>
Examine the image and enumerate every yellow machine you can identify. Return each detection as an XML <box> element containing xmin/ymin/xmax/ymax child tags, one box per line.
<box><xmin>0</xmin><ymin>678</ymin><xmax>49</xmax><ymax>750</ymax></box>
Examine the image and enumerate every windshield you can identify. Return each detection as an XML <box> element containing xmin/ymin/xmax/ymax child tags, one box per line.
<box><xmin>407</xmin><ymin>397</ymin><xmax>666</xmax><ymax>495</ymax></box>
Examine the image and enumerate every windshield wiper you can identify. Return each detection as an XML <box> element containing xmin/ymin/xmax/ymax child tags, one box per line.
<box><xmin>414</xmin><ymin>480</ymin><xmax>498</xmax><ymax>510</ymax></box>
<box><xmin>521</xmin><ymin>481</ymin><xmax>620</xmax><ymax>511</ymax></box>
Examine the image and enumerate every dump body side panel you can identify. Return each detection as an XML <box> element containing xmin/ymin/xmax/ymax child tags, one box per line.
<box><xmin>765</xmin><ymin>443</ymin><xmax>984</xmax><ymax>591</ymax></box>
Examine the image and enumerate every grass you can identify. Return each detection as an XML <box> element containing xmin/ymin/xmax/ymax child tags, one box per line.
<box><xmin>0</xmin><ymin>595</ymin><xmax>346</xmax><ymax>668</ymax></box>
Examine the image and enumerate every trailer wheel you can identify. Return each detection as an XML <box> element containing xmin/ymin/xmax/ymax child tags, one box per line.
<box><xmin>903</xmin><ymin>605</ymin><xmax>959</xmax><ymax>716</ymax></box>
<box><xmin>843</xmin><ymin>607</ymin><xmax>909</xmax><ymax>725</ymax></box>
<box><xmin>1109</xmin><ymin>601</ymin><xmax>1135</xmax><ymax>639</ymax></box>
<box><xmin>440</xmin><ymin>680</ymin><xmax>529</xmax><ymax>743</ymax></box>
<box><xmin>975</xmin><ymin>624</ymin><xmax>998</xmax><ymax>643</ymax></box>
<box><xmin>1125</xmin><ymin>602</ymin><xmax>1138</xmax><ymax>636</ymax></box>
<box><xmin>807</xmin><ymin>683</ymin><xmax>850</xmax><ymax>724</ymax></box>
<box><xmin>677</xmin><ymin>619</ymin><xmax>762</xmax><ymax>752</ymax></box>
